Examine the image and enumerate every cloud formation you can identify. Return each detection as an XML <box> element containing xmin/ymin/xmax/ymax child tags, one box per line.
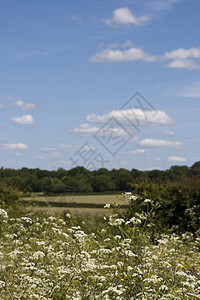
<box><xmin>168</xmin><ymin>156</ymin><xmax>186</xmax><ymax>162</ymax></box>
<box><xmin>86</xmin><ymin>109</ymin><xmax>174</xmax><ymax>126</ymax></box>
<box><xmin>91</xmin><ymin>45</ymin><xmax>200</xmax><ymax>69</ymax></box>
<box><xmin>90</xmin><ymin>47</ymin><xmax>156</xmax><ymax>63</ymax></box>
<box><xmin>124</xmin><ymin>149</ymin><xmax>146</xmax><ymax>154</ymax></box>
<box><xmin>166</xmin><ymin>59</ymin><xmax>200</xmax><ymax>70</ymax></box>
<box><xmin>1</xmin><ymin>143</ymin><xmax>29</xmax><ymax>150</ymax></box>
<box><xmin>9</xmin><ymin>100</ymin><xmax>36</xmax><ymax>111</ymax></box>
<box><xmin>71</xmin><ymin>122</ymin><xmax>130</xmax><ymax>136</ymax></box>
<box><xmin>140</xmin><ymin>138</ymin><xmax>182</xmax><ymax>148</ymax></box>
<box><xmin>162</xmin><ymin>130</ymin><xmax>175</xmax><ymax>136</ymax></box>
<box><xmin>12</xmin><ymin>114</ymin><xmax>34</xmax><ymax>125</ymax></box>
<box><xmin>104</xmin><ymin>7</ymin><xmax>151</xmax><ymax>28</ymax></box>
<box><xmin>71</xmin><ymin>123</ymin><xmax>99</xmax><ymax>134</ymax></box>
<box><xmin>164</xmin><ymin>47</ymin><xmax>200</xmax><ymax>60</ymax></box>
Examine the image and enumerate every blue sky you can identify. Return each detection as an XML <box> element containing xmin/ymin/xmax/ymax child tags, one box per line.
<box><xmin>0</xmin><ymin>0</ymin><xmax>200</xmax><ymax>171</ymax></box>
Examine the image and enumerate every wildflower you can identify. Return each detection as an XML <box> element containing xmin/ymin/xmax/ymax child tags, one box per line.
<box><xmin>130</xmin><ymin>195</ymin><xmax>137</xmax><ymax>201</ymax></box>
<box><xmin>0</xmin><ymin>281</ymin><xmax>5</xmax><ymax>288</ymax></box>
<box><xmin>159</xmin><ymin>285</ymin><xmax>168</xmax><ymax>291</ymax></box>
<box><xmin>127</xmin><ymin>266</ymin><xmax>133</xmax><ymax>272</ymax></box>
<box><xmin>104</xmin><ymin>204</ymin><xmax>111</xmax><ymax>209</ymax></box>
<box><xmin>144</xmin><ymin>199</ymin><xmax>151</xmax><ymax>203</ymax></box>
<box><xmin>114</xmin><ymin>235</ymin><xmax>121</xmax><ymax>240</ymax></box>
<box><xmin>33</xmin><ymin>251</ymin><xmax>45</xmax><ymax>260</ymax></box>
<box><xmin>0</xmin><ymin>208</ymin><xmax>8</xmax><ymax>218</ymax></box>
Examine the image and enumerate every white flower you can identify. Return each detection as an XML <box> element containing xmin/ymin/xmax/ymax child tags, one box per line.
<box><xmin>0</xmin><ymin>281</ymin><xmax>5</xmax><ymax>288</ymax></box>
<box><xmin>33</xmin><ymin>251</ymin><xmax>45</xmax><ymax>260</ymax></box>
<box><xmin>0</xmin><ymin>209</ymin><xmax>8</xmax><ymax>218</ymax></box>
<box><xmin>130</xmin><ymin>195</ymin><xmax>137</xmax><ymax>201</ymax></box>
<box><xmin>159</xmin><ymin>285</ymin><xmax>168</xmax><ymax>291</ymax></box>
<box><xmin>144</xmin><ymin>199</ymin><xmax>151</xmax><ymax>203</ymax></box>
<box><xmin>114</xmin><ymin>235</ymin><xmax>121</xmax><ymax>240</ymax></box>
<box><xmin>104</xmin><ymin>204</ymin><xmax>111</xmax><ymax>209</ymax></box>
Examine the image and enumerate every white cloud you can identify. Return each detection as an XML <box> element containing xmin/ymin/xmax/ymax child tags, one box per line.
<box><xmin>168</xmin><ymin>156</ymin><xmax>186</xmax><ymax>162</ymax></box>
<box><xmin>162</xmin><ymin>130</ymin><xmax>175</xmax><ymax>136</ymax></box>
<box><xmin>91</xmin><ymin>45</ymin><xmax>200</xmax><ymax>70</ymax></box>
<box><xmin>1</xmin><ymin>143</ymin><xmax>29</xmax><ymax>150</ymax></box>
<box><xmin>86</xmin><ymin>109</ymin><xmax>174</xmax><ymax>126</ymax></box>
<box><xmin>71</xmin><ymin>123</ymin><xmax>99</xmax><ymax>134</ymax></box>
<box><xmin>140</xmin><ymin>138</ymin><xmax>182</xmax><ymax>148</ymax></box>
<box><xmin>71</xmin><ymin>122</ymin><xmax>130</xmax><ymax>136</ymax></box>
<box><xmin>166</xmin><ymin>59</ymin><xmax>200</xmax><ymax>70</ymax></box>
<box><xmin>82</xmin><ymin>144</ymin><xmax>95</xmax><ymax>151</ymax></box>
<box><xmin>0</xmin><ymin>104</ymin><xmax>4</xmax><ymax>109</ymax></box>
<box><xmin>12</xmin><ymin>114</ymin><xmax>34</xmax><ymax>125</ymax></box>
<box><xmin>164</xmin><ymin>47</ymin><xmax>200</xmax><ymax>70</ymax></box>
<box><xmin>90</xmin><ymin>47</ymin><xmax>156</xmax><ymax>63</ymax></box>
<box><xmin>104</xmin><ymin>7</ymin><xmax>151</xmax><ymax>28</ymax></box>
<box><xmin>125</xmin><ymin>149</ymin><xmax>146</xmax><ymax>154</ymax></box>
<box><xmin>12</xmin><ymin>100</ymin><xmax>36</xmax><ymax>110</ymax></box>
<box><xmin>164</xmin><ymin>47</ymin><xmax>200</xmax><ymax>60</ymax></box>
<box><xmin>0</xmin><ymin>123</ymin><xmax>5</xmax><ymax>129</ymax></box>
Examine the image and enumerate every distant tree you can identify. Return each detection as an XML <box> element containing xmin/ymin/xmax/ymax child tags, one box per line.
<box><xmin>190</xmin><ymin>161</ymin><xmax>200</xmax><ymax>175</ymax></box>
<box><xmin>91</xmin><ymin>175</ymin><xmax>115</xmax><ymax>192</ymax></box>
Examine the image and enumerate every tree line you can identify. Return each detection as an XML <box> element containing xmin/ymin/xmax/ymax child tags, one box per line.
<box><xmin>0</xmin><ymin>161</ymin><xmax>199</xmax><ymax>194</ymax></box>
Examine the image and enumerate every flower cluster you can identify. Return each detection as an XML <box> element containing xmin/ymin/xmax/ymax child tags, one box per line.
<box><xmin>0</xmin><ymin>202</ymin><xmax>200</xmax><ymax>299</ymax></box>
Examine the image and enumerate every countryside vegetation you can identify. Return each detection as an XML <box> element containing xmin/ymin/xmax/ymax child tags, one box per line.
<box><xmin>0</xmin><ymin>161</ymin><xmax>200</xmax><ymax>299</ymax></box>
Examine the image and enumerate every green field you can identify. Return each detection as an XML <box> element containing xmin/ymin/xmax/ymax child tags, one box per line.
<box><xmin>21</xmin><ymin>194</ymin><xmax>129</xmax><ymax>204</ymax></box>
<box><xmin>25</xmin><ymin>206</ymin><xmax>127</xmax><ymax>216</ymax></box>
<box><xmin>21</xmin><ymin>194</ymin><xmax>130</xmax><ymax>215</ymax></box>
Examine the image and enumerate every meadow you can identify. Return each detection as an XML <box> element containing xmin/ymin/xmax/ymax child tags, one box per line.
<box><xmin>21</xmin><ymin>194</ymin><xmax>129</xmax><ymax>216</ymax></box>
<box><xmin>0</xmin><ymin>193</ymin><xmax>200</xmax><ymax>299</ymax></box>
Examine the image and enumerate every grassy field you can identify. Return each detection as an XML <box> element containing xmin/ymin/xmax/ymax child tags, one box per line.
<box><xmin>21</xmin><ymin>194</ymin><xmax>130</xmax><ymax>215</ymax></box>
<box><xmin>25</xmin><ymin>206</ymin><xmax>127</xmax><ymax>216</ymax></box>
<box><xmin>21</xmin><ymin>194</ymin><xmax>128</xmax><ymax>204</ymax></box>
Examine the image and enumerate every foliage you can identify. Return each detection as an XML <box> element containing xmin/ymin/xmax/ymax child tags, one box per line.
<box><xmin>0</xmin><ymin>185</ymin><xmax>19</xmax><ymax>209</ymax></box>
<box><xmin>0</xmin><ymin>161</ymin><xmax>199</xmax><ymax>194</ymax></box>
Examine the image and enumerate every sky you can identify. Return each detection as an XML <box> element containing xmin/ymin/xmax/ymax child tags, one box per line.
<box><xmin>0</xmin><ymin>0</ymin><xmax>200</xmax><ymax>171</ymax></box>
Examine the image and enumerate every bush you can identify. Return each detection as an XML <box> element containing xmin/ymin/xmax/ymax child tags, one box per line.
<box><xmin>0</xmin><ymin>185</ymin><xmax>19</xmax><ymax>209</ymax></box>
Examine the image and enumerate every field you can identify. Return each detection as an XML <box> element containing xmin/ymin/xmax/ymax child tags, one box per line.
<box><xmin>21</xmin><ymin>194</ymin><xmax>128</xmax><ymax>204</ymax></box>
<box><xmin>21</xmin><ymin>194</ymin><xmax>129</xmax><ymax>215</ymax></box>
